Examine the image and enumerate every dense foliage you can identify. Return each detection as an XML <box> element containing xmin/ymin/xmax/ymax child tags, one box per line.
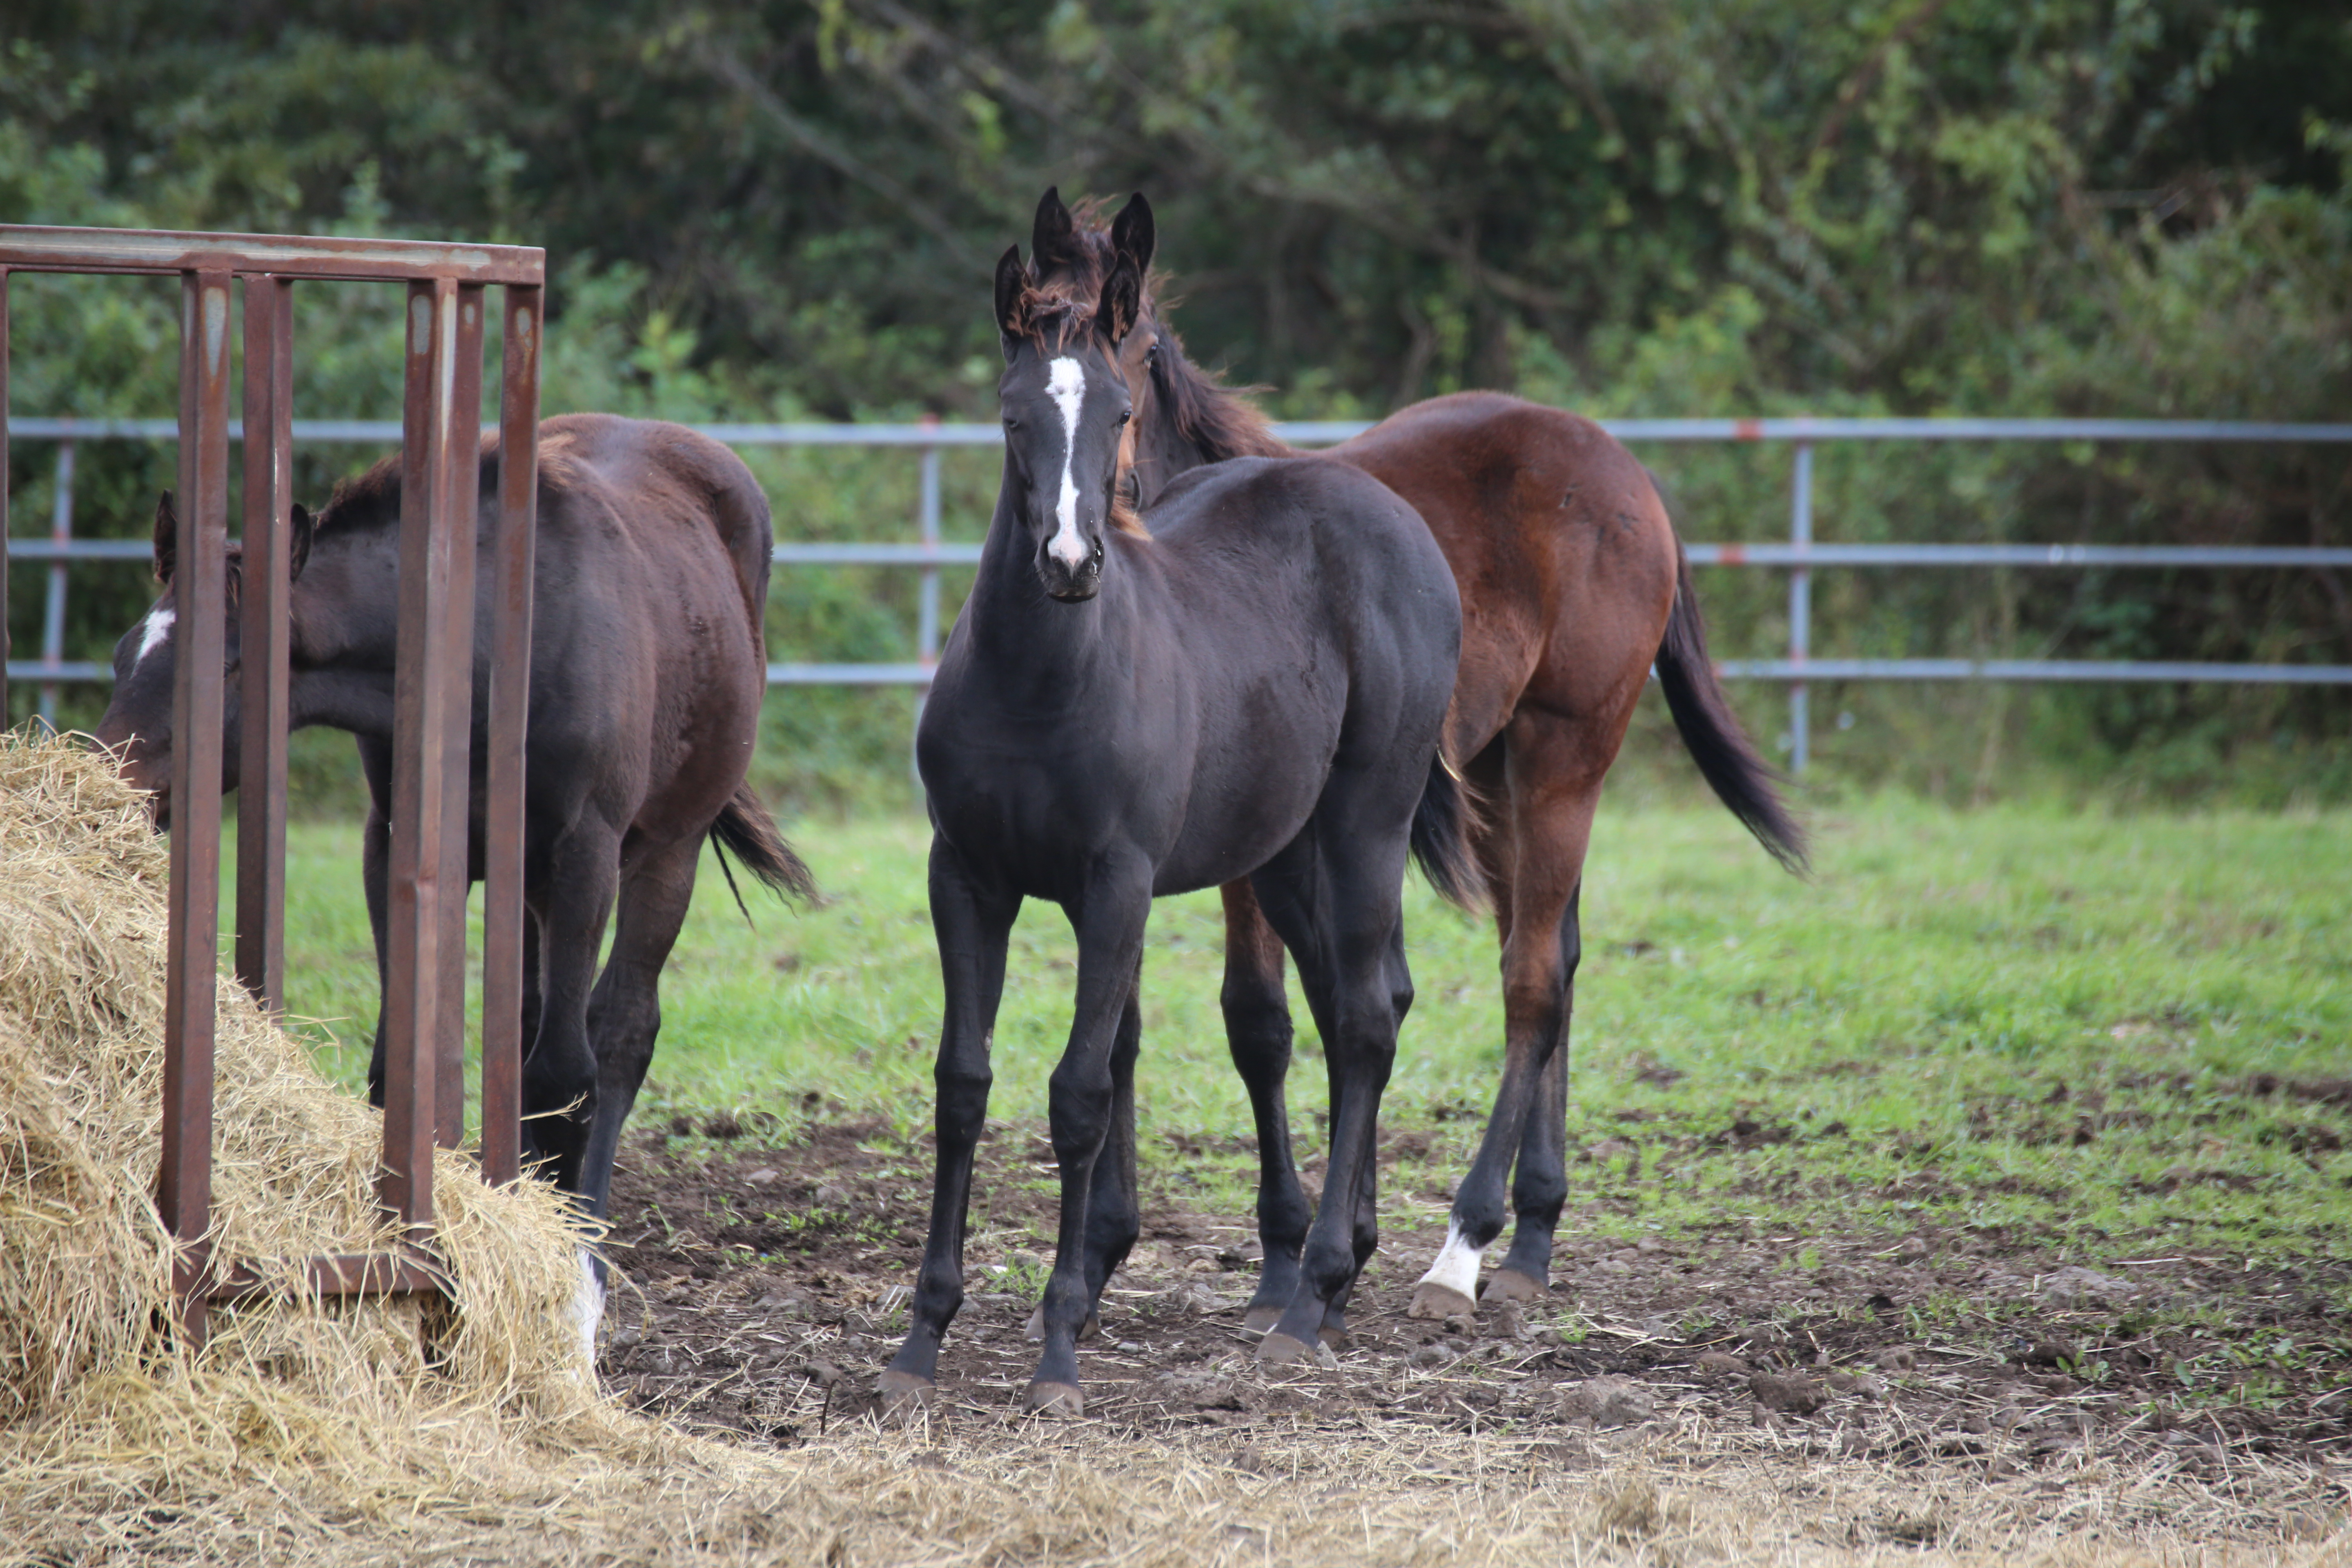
<box><xmin>4</xmin><ymin>1</ymin><xmax>2348</xmax><ymax>804</ymax></box>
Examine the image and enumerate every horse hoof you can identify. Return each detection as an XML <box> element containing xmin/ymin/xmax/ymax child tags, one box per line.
<box><xmin>1022</xmin><ymin>1380</ymin><xmax>1085</xmax><ymax>1418</ymax></box>
<box><xmin>1256</xmin><ymin>1331</ymin><xmax>1317</xmax><ymax>1367</ymax></box>
<box><xmin>1409</xmin><ymin>1282</ymin><xmax>1477</xmax><ymax>1320</ymax></box>
<box><xmin>1241</xmin><ymin>1304</ymin><xmax>1283</xmax><ymax>1339</ymax></box>
<box><xmin>1022</xmin><ymin>1308</ymin><xmax>1101</xmax><ymax>1344</ymax></box>
<box><xmin>1483</xmin><ymin>1268</ymin><xmax>1546</xmax><ymax>1303</ymax></box>
<box><xmin>1317</xmin><ymin>1323</ymin><xmax>1351</xmax><ymax>1350</ymax></box>
<box><xmin>878</xmin><ymin>1368</ymin><xmax>935</xmax><ymax>1414</ymax></box>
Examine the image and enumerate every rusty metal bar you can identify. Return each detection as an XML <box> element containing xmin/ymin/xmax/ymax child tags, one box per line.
<box><xmin>235</xmin><ymin>277</ymin><xmax>294</xmax><ymax>1010</ymax></box>
<box><xmin>1</xmin><ymin>267</ymin><xmax>10</xmax><ymax>722</ymax></box>
<box><xmin>481</xmin><ymin>284</ymin><xmax>541</xmax><ymax>1188</ymax></box>
<box><xmin>433</xmin><ymin>285</ymin><xmax>486</xmax><ymax>1149</ymax></box>
<box><xmin>206</xmin><ymin>1247</ymin><xmax>450</xmax><ymax>1303</ymax></box>
<box><xmin>380</xmin><ymin>278</ymin><xmax>458</xmax><ymax>1231</ymax></box>
<box><xmin>0</xmin><ymin>225</ymin><xmax>541</xmax><ymax>286</ymax></box>
<box><xmin>160</xmin><ymin>269</ymin><xmax>234</xmax><ymax>1343</ymax></box>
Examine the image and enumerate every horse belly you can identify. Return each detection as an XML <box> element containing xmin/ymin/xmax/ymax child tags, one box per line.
<box><xmin>1151</xmin><ymin>683</ymin><xmax>1340</xmax><ymax>895</ymax></box>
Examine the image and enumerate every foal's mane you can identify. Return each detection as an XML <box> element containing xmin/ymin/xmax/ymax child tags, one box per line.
<box><xmin>1037</xmin><ymin>203</ymin><xmax>1287</xmax><ymax>468</ymax></box>
<box><xmin>303</xmin><ymin>425</ymin><xmax>585</xmax><ymax>539</ymax></box>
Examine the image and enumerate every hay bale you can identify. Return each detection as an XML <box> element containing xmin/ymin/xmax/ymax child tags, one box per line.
<box><xmin>0</xmin><ymin>733</ymin><xmax>693</xmax><ymax>1554</ymax></box>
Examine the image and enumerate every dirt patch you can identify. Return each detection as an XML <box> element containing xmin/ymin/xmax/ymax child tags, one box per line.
<box><xmin>597</xmin><ymin>1116</ymin><xmax>2352</xmax><ymax>1532</ymax></box>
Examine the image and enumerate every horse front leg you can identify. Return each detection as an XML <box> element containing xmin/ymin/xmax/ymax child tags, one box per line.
<box><xmin>1218</xmin><ymin>880</ymin><xmax>1312</xmax><ymax>1336</ymax></box>
<box><xmin>881</xmin><ymin>837</ymin><xmax>1018</xmax><ymax>1412</ymax></box>
<box><xmin>1024</xmin><ymin>854</ymin><xmax>1153</xmax><ymax>1418</ymax></box>
<box><xmin>1024</xmin><ymin>953</ymin><xmax>1142</xmax><ymax>1348</ymax></box>
<box><xmin>357</xmin><ymin>734</ymin><xmax>394</xmax><ymax>1106</ymax></box>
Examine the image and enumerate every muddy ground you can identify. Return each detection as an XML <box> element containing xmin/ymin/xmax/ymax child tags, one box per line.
<box><xmin>596</xmin><ymin>1115</ymin><xmax>2352</xmax><ymax>1525</ymax></box>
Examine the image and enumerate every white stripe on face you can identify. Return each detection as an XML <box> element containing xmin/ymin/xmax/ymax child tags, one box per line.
<box><xmin>1045</xmin><ymin>356</ymin><xmax>1089</xmax><ymax>569</ymax></box>
<box><xmin>135</xmin><ymin>605</ymin><xmax>176</xmax><ymax>668</ymax></box>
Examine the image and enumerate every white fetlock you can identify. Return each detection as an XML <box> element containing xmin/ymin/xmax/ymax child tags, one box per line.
<box><xmin>567</xmin><ymin>1247</ymin><xmax>606</xmax><ymax>1377</ymax></box>
<box><xmin>1413</xmin><ymin>1221</ymin><xmax>1485</xmax><ymax>1306</ymax></box>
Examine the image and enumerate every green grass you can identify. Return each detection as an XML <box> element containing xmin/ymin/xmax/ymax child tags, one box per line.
<box><xmin>262</xmin><ymin>795</ymin><xmax>2352</xmax><ymax>1264</ymax></box>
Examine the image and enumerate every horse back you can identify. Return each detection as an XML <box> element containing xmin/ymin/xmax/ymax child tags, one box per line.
<box><xmin>1326</xmin><ymin>392</ymin><xmax>1679</xmax><ymax>757</ymax></box>
<box><xmin>526</xmin><ymin>414</ymin><xmax>775</xmax><ymax>646</ymax></box>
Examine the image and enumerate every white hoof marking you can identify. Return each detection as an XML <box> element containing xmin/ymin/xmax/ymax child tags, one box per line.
<box><xmin>1417</xmin><ymin>1221</ymin><xmax>1484</xmax><ymax>1301</ymax></box>
<box><xmin>568</xmin><ymin>1248</ymin><xmax>606</xmax><ymax>1374</ymax></box>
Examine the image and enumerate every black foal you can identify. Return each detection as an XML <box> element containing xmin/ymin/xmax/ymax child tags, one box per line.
<box><xmin>879</xmin><ymin>228</ymin><xmax>1467</xmax><ymax>1417</ymax></box>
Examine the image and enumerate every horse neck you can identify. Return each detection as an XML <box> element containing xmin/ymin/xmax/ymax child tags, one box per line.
<box><xmin>285</xmin><ymin>530</ymin><xmax>404</xmax><ymax>737</ymax></box>
<box><xmin>1132</xmin><ymin>343</ymin><xmax>1288</xmax><ymax>508</ymax></box>
<box><xmin>962</xmin><ymin>494</ymin><xmax>1120</xmax><ymax>694</ymax></box>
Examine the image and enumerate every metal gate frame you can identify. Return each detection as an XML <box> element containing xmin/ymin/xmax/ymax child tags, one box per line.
<box><xmin>0</xmin><ymin>225</ymin><xmax>543</xmax><ymax>1341</ymax></box>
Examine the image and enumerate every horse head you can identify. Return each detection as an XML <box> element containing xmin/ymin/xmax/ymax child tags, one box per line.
<box><xmin>94</xmin><ymin>490</ymin><xmax>316</xmax><ymax>827</ymax></box>
<box><xmin>993</xmin><ymin>203</ymin><xmax>1147</xmax><ymax>603</ymax></box>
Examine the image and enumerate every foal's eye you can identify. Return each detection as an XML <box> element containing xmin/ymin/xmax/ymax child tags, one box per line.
<box><xmin>1002</xmin><ymin>416</ymin><xmax>1021</xmax><ymax>432</ymax></box>
<box><xmin>1117</xmin><ymin>409</ymin><xmax>1133</xmax><ymax>427</ymax></box>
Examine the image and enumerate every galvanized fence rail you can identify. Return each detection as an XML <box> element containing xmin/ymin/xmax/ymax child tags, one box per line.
<box><xmin>11</xmin><ymin>414</ymin><xmax>2352</xmax><ymax>772</ymax></box>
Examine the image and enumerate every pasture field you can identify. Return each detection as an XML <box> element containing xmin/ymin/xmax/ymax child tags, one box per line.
<box><xmin>272</xmin><ymin>795</ymin><xmax>2351</xmax><ymax>1272</ymax></box>
<box><xmin>253</xmin><ymin>795</ymin><xmax>2352</xmax><ymax>1559</ymax></box>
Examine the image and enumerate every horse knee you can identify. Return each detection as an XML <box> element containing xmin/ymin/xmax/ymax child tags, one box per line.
<box><xmin>933</xmin><ymin>1063</ymin><xmax>992</xmax><ymax>1146</ymax></box>
<box><xmin>1220</xmin><ymin>985</ymin><xmax>1292</xmax><ymax>1073</ymax></box>
<box><xmin>1045</xmin><ymin>1069</ymin><xmax>1114</xmax><ymax>1160</ymax></box>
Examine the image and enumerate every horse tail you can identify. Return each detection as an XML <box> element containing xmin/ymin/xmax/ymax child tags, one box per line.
<box><xmin>1655</xmin><ymin>539</ymin><xmax>1809</xmax><ymax>873</ymax></box>
<box><xmin>708</xmin><ymin>782</ymin><xmax>817</xmax><ymax>914</ymax></box>
<box><xmin>1410</xmin><ymin>750</ymin><xmax>1487</xmax><ymax>912</ymax></box>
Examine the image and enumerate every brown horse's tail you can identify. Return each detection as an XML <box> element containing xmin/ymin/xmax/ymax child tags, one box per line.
<box><xmin>1655</xmin><ymin>541</ymin><xmax>1809</xmax><ymax>873</ymax></box>
<box><xmin>708</xmin><ymin>782</ymin><xmax>817</xmax><ymax>915</ymax></box>
<box><xmin>1410</xmin><ymin>751</ymin><xmax>1487</xmax><ymax>911</ymax></box>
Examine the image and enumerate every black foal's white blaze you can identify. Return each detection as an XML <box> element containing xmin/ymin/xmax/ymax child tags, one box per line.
<box><xmin>882</xmin><ymin>197</ymin><xmax>1466</xmax><ymax>1418</ymax></box>
<box><xmin>1045</xmin><ymin>357</ymin><xmax>1089</xmax><ymax>571</ymax></box>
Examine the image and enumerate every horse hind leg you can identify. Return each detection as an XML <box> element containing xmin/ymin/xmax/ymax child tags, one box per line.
<box><xmin>574</xmin><ymin>831</ymin><xmax>705</xmax><ymax>1221</ymax></box>
<box><xmin>519</xmin><ymin>819</ymin><xmax>622</xmax><ymax>1195</ymax></box>
<box><xmin>1245</xmin><ymin>815</ymin><xmax>1410</xmax><ymax>1368</ymax></box>
<box><xmin>1410</xmin><ymin>721</ymin><xmax>1599</xmax><ymax>1320</ymax></box>
<box><xmin>1318</xmin><ymin>914</ymin><xmax>1411</xmax><ymax>1348</ymax></box>
<box><xmin>1488</xmin><ymin>889</ymin><xmax>1579</xmax><ymax>1302</ymax></box>
<box><xmin>1218</xmin><ymin>881</ymin><xmax>1312</xmax><ymax>1336</ymax></box>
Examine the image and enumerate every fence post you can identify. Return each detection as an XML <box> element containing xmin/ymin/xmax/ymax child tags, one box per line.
<box><xmin>39</xmin><ymin>439</ymin><xmax>73</xmax><ymax>727</ymax></box>
<box><xmin>1788</xmin><ymin>441</ymin><xmax>1813</xmax><ymax>775</ymax></box>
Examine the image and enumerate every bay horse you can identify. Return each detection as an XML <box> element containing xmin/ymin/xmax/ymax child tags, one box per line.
<box><xmin>883</xmin><ymin>238</ymin><xmax>1468</xmax><ymax>1417</ymax></box>
<box><xmin>1027</xmin><ymin>191</ymin><xmax>1806</xmax><ymax>1326</ymax></box>
<box><xmin>95</xmin><ymin>413</ymin><xmax>811</xmax><ymax>1326</ymax></box>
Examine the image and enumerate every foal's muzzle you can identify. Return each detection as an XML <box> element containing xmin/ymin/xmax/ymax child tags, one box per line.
<box><xmin>1038</xmin><ymin>539</ymin><xmax>1104</xmax><ymax>602</ymax></box>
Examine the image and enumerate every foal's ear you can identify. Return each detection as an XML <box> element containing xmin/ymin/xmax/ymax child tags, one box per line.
<box><xmin>1031</xmin><ymin>185</ymin><xmax>1083</xmax><ymax>278</ymax></box>
<box><xmin>1096</xmin><ymin>253</ymin><xmax>1142</xmax><ymax>346</ymax></box>
<box><xmin>152</xmin><ymin>490</ymin><xmax>179</xmax><ymax>586</ymax></box>
<box><xmin>993</xmin><ymin>244</ymin><xmax>1029</xmax><ymax>358</ymax></box>
<box><xmin>1109</xmin><ymin>192</ymin><xmax>1155</xmax><ymax>275</ymax></box>
<box><xmin>288</xmin><ymin>502</ymin><xmax>316</xmax><ymax>584</ymax></box>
